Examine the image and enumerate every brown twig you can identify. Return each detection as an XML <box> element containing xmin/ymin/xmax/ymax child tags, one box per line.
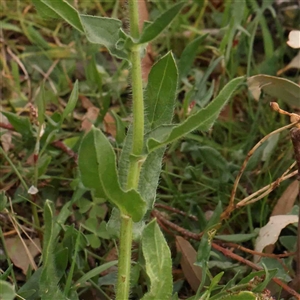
<box><xmin>290</xmin><ymin>127</ymin><xmax>300</xmax><ymax>290</ymax></box>
<box><xmin>212</xmin><ymin>242</ymin><xmax>300</xmax><ymax>299</ymax></box>
<box><xmin>218</xmin><ymin>241</ymin><xmax>295</xmax><ymax>259</ymax></box>
<box><xmin>221</xmin><ymin>121</ymin><xmax>299</xmax><ymax>221</ymax></box>
<box><xmin>154</xmin><ymin>203</ymin><xmax>198</xmax><ymax>221</ymax></box>
<box><xmin>153</xmin><ymin>208</ymin><xmax>300</xmax><ymax>298</ymax></box>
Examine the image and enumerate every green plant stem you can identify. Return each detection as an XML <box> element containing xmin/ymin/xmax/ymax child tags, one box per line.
<box><xmin>127</xmin><ymin>0</ymin><xmax>144</xmax><ymax>190</ymax></box>
<box><xmin>116</xmin><ymin>214</ymin><xmax>133</xmax><ymax>300</ymax></box>
<box><xmin>116</xmin><ymin>1</ymin><xmax>144</xmax><ymax>299</ymax></box>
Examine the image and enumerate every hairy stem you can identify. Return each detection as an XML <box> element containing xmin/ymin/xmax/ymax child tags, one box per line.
<box><xmin>116</xmin><ymin>1</ymin><xmax>144</xmax><ymax>299</ymax></box>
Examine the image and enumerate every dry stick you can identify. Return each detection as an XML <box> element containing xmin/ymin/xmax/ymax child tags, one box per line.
<box><xmin>218</xmin><ymin>241</ymin><xmax>295</xmax><ymax>259</ymax></box>
<box><xmin>153</xmin><ymin>209</ymin><xmax>300</xmax><ymax>298</ymax></box>
<box><xmin>237</xmin><ymin>163</ymin><xmax>297</xmax><ymax>207</ymax></box>
<box><xmin>154</xmin><ymin>203</ymin><xmax>199</xmax><ymax>221</ymax></box>
<box><xmin>212</xmin><ymin>242</ymin><xmax>300</xmax><ymax>299</ymax></box>
<box><xmin>221</xmin><ymin>121</ymin><xmax>299</xmax><ymax>221</ymax></box>
<box><xmin>290</xmin><ymin>127</ymin><xmax>300</xmax><ymax>291</ymax></box>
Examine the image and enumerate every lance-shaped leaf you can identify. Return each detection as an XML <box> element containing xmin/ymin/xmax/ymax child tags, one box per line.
<box><xmin>79</xmin><ymin>15</ymin><xmax>128</xmax><ymax>60</ymax></box>
<box><xmin>39</xmin><ymin>0</ymin><xmax>83</xmax><ymax>32</ymax></box>
<box><xmin>146</xmin><ymin>76</ymin><xmax>245</xmax><ymax>153</ymax></box>
<box><xmin>146</xmin><ymin>52</ymin><xmax>178</xmax><ymax>129</ymax></box>
<box><xmin>40</xmin><ymin>200</ymin><xmax>64</xmax><ymax>299</ymax></box>
<box><xmin>61</xmin><ymin>80</ymin><xmax>79</xmax><ymax>122</ymax></box>
<box><xmin>178</xmin><ymin>34</ymin><xmax>207</xmax><ymax>80</ymax></box>
<box><xmin>247</xmin><ymin>75</ymin><xmax>300</xmax><ymax>107</ymax></box>
<box><xmin>138</xmin><ymin>52</ymin><xmax>178</xmax><ymax>209</ymax></box>
<box><xmin>78</xmin><ymin>127</ymin><xmax>146</xmax><ymax>222</ymax></box>
<box><xmin>141</xmin><ymin>219</ymin><xmax>172</xmax><ymax>300</ymax></box>
<box><xmin>138</xmin><ymin>2</ymin><xmax>185</xmax><ymax>44</ymax></box>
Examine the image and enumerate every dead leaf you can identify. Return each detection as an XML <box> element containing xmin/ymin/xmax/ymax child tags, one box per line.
<box><xmin>104</xmin><ymin>112</ymin><xmax>116</xmax><ymax>138</ymax></box>
<box><xmin>272</xmin><ymin>180</ymin><xmax>298</xmax><ymax>216</ymax></box>
<box><xmin>81</xmin><ymin>106</ymin><xmax>99</xmax><ymax>132</ymax></box>
<box><xmin>0</xmin><ymin>112</ymin><xmax>12</xmax><ymax>152</ymax></box>
<box><xmin>287</xmin><ymin>30</ymin><xmax>300</xmax><ymax>49</ymax></box>
<box><xmin>247</xmin><ymin>75</ymin><xmax>300</xmax><ymax>107</ymax></box>
<box><xmin>176</xmin><ymin>236</ymin><xmax>202</xmax><ymax>292</ymax></box>
<box><xmin>264</xmin><ymin>180</ymin><xmax>299</xmax><ymax>254</ymax></box>
<box><xmin>79</xmin><ymin>95</ymin><xmax>94</xmax><ymax>109</ymax></box>
<box><xmin>277</xmin><ymin>51</ymin><xmax>300</xmax><ymax>75</ymax></box>
<box><xmin>254</xmin><ymin>215</ymin><xmax>298</xmax><ymax>263</ymax></box>
<box><xmin>5</xmin><ymin>237</ymin><xmax>41</xmax><ymax>274</ymax></box>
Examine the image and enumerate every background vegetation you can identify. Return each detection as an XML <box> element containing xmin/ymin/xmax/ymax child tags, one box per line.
<box><xmin>0</xmin><ymin>0</ymin><xmax>300</xmax><ymax>299</ymax></box>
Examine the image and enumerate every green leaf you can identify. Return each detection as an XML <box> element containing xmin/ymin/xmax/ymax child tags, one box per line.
<box><xmin>32</xmin><ymin>0</ymin><xmax>60</xmax><ymax>19</ymax></box>
<box><xmin>141</xmin><ymin>219</ymin><xmax>172</xmax><ymax>300</ymax></box>
<box><xmin>40</xmin><ymin>0</ymin><xmax>83</xmax><ymax>32</ymax></box>
<box><xmin>146</xmin><ymin>76</ymin><xmax>244</xmax><ymax>152</ymax></box>
<box><xmin>110</xmin><ymin>110</ymin><xmax>126</xmax><ymax>144</ymax></box>
<box><xmin>145</xmin><ymin>52</ymin><xmax>178</xmax><ymax>130</ymax></box>
<box><xmin>75</xmin><ymin>261</ymin><xmax>118</xmax><ymax>288</ymax></box>
<box><xmin>2</xmin><ymin>111</ymin><xmax>33</xmax><ymax>138</ymax></box>
<box><xmin>178</xmin><ymin>34</ymin><xmax>207</xmax><ymax>79</ymax></box>
<box><xmin>138</xmin><ymin>2</ymin><xmax>185</xmax><ymax>44</ymax></box>
<box><xmin>62</xmin><ymin>80</ymin><xmax>79</xmax><ymax>122</ymax></box>
<box><xmin>253</xmin><ymin>264</ymin><xmax>277</xmax><ymax>292</ymax></box>
<box><xmin>40</xmin><ymin>200</ymin><xmax>65</xmax><ymax>299</ymax></box>
<box><xmin>138</xmin><ymin>53</ymin><xmax>178</xmax><ymax>209</ymax></box>
<box><xmin>196</xmin><ymin>232</ymin><xmax>211</xmax><ymax>268</ymax></box>
<box><xmin>79</xmin><ymin>15</ymin><xmax>128</xmax><ymax>60</ymax></box>
<box><xmin>215</xmin><ymin>233</ymin><xmax>257</xmax><ymax>243</ymax></box>
<box><xmin>78</xmin><ymin>127</ymin><xmax>146</xmax><ymax>222</ymax></box>
<box><xmin>35</xmin><ymin>84</ymin><xmax>46</xmax><ymax>125</ymax></box>
<box><xmin>248</xmin><ymin>75</ymin><xmax>300</xmax><ymax>107</ymax></box>
<box><xmin>0</xmin><ymin>280</ymin><xmax>16</xmax><ymax>300</ymax></box>
<box><xmin>0</xmin><ymin>191</ymin><xmax>8</xmax><ymax>212</ymax></box>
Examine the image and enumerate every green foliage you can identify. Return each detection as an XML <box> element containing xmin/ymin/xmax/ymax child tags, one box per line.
<box><xmin>138</xmin><ymin>2</ymin><xmax>185</xmax><ymax>44</ymax></box>
<box><xmin>146</xmin><ymin>76</ymin><xmax>244</xmax><ymax>152</ymax></box>
<box><xmin>141</xmin><ymin>219</ymin><xmax>172</xmax><ymax>300</ymax></box>
<box><xmin>39</xmin><ymin>200</ymin><xmax>65</xmax><ymax>300</ymax></box>
<box><xmin>3</xmin><ymin>0</ymin><xmax>299</xmax><ymax>299</ymax></box>
<box><xmin>79</xmin><ymin>15</ymin><xmax>128</xmax><ymax>60</ymax></box>
<box><xmin>0</xmin><ymin>280</ymin><xmax>16</xmax><ymax>300</ymax></box>
<box><xmin>37</xmin><ymin>0</ymin><xmax>83</xmax><ymax>32</ymax></box>
<box><xmin>78</xmin><ymin>126</ymin><xmax>146</xmax><ymax>222</ymax></box>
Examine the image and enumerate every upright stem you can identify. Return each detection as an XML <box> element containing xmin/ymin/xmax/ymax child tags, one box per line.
<box><xmin>127</xmin><ymin>0</ymin><xmax>144</xmax><ymax>190</ymax></box>
<box><xmin>116</xmin><ymin>215</ymin><xmax>133</xmax><ymax>300</ymax></box>
<box><xmin>116</xmin><ymin>1</ymin><xmax>144</xmax><ymax>299</ymax></box>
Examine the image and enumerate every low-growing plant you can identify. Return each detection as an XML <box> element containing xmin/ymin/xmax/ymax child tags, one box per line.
<box><xmin>30</xmin><ymin>1</ymin><xmax>243</xmax><ymax>299</ymax></box>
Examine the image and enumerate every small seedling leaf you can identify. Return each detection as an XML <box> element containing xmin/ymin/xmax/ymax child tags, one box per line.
<box><xmin>40</xmin><ymin>0</ymin><xmax>83</xmax><ymax>32</ymax></box>
<box><xmin>147</xmin><ymin>76</ymin><xmax>244</xmax><ymax>152</ymax></box>
<box><xmin>2</xmin><ymin>111</ymin><xmax>33</xmax><ymax>138</ymax></box>
<box><xmin>0</xmin><ymin>280</ymin><xmax>16</xmax><ymax>300</ymax></box>
<box><xmin>79</xmin><ymin>15</ymin><xmax>128</xmax><ymax>60</ymax></box>
<box><xmin>138</xmin><ymin>2</ymin><xmax>185</xmax><ymax>44</ymax></box>
<box><xmin>141</xmin><ymin>219</ymin><xmax>172</xmax><ymax>300</ymax></box>
<box><xmin>78</xmin><ymin>127</ymin><xmax>146</xmax><ymax>222</ymax></box>
<box><xmin>62</xmin><ymin>80</ymin><xmax>79</xmax><ymax>122</ymax></box>
<box><xmin>247</xmin><ymin>75</ymin><xmax>300</xmax><ymax>107</ymax></box>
